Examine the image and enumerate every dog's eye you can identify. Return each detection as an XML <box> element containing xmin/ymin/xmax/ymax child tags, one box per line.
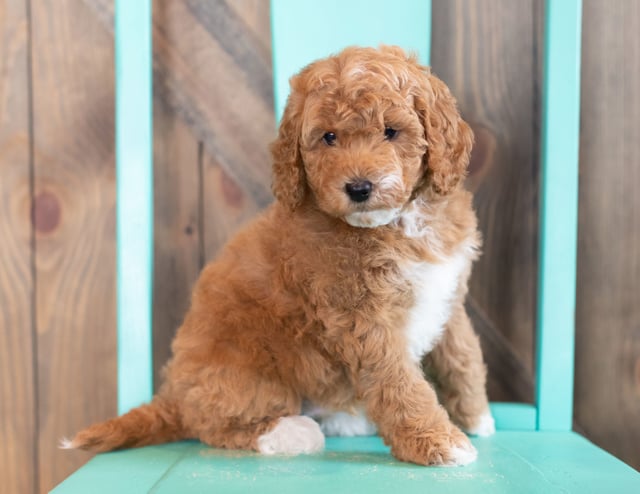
<box><xmin>384</xmin><ymin>127</ymin><xmax>398</xmax><ymax>140</ymax></box>
<box><xmin>322</xmin><ymin>132</ymin><xmax>337</xmax><ymax>146</ymax></box>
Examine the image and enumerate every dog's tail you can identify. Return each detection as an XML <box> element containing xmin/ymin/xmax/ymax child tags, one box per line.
<box><xmin>61</xmin><ymin>399</ymin><xmax>185</xmax><ymax>452</ymax></box>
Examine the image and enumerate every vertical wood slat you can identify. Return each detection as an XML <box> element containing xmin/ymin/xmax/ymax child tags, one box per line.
<box><xmin>536</xmin><ymin>0</ymin><xmax>582</xmax><ymax>431</ymax></box>
<box><xmin>151</xmin><ymin>106</ymin><xmax>202</xmax><ymax>388</ymax></box>
<box><xmin>150</xmin><ymin>1</ymin><xmax>206</xmax><ymax>387</ymax></box>
<box><xmin>431</xmin><ymin>0</ymin><xmax>539</xmax><ymax>405</ymax></box>
<box><xmin>0</xmin><ymin>1</ymin><xmax>36</xmax><ymax>492</ymax></box>
<box><xmin>115</xmin><ymin>0</ymin><xmax>154</xmax><ymax>414</ymax></box>
<box><xmin>32</xmin><ymin>0</ymin><xmax>118</xmax><ymax>490</ymax></box>
<box><xmin>576</xmin><ymin>0</ymin><xmax>640</xmax><ymax>470</ymax></box>
<box><xmin>270</xmin><ymin>0</ymin><xmax>431</xmax><ymax>122</ymax></box>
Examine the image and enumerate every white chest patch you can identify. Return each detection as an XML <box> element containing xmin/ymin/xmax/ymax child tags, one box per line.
<box><xmin>402</xmin><ymin>251</ymin><xmax>469</xmax><ymax>363</ymax></box>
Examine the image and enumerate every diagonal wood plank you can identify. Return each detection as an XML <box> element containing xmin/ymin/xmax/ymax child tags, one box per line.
<box><xmin>84</xmin><ymin>0</ymin><xmax>275</xmax><ymax>208</ymax></box>
<box><xmin>466</xmin><ymin>297</ymin><xmax>534</xmax><ymax>403</ymax></box>
<box><xmin>201</xmin><ymin>0</ymin><xmax>274</xmax><ymax>261</ymax></box>
<box><xmin>0</xmin><ymin>1</ymin><xmax>37</xmax><ymax>493</ymax></box>
<box><xmin>202</xmin><ymin>151</ymin><xmax>268</xmax><ymax>262</ymax></box>
<box><xmin>152</xmin><ymin>0</ymin><xmax>275</xmax><ymax>208</ymax></box>
<box><xmin>184</xmin><ymin>0</ymin><xmax>273</xmax><ymax>109</ymax></box>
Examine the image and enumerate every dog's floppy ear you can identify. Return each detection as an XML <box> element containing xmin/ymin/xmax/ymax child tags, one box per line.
<box><xmin>270</xmin><ymin>77</ymin><xmax>307</xmax><ymax>210</ymax></box>
<box><xmin>413</xmin><ymin>68</ymin><xmax>474</xmax><ymax>195</ymax></box>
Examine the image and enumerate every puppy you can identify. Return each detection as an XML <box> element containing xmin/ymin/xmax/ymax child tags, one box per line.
<box><xmin>66</xmin><ymin>46</ymin><xmax>494</xmax><ymax>466</ymax></box>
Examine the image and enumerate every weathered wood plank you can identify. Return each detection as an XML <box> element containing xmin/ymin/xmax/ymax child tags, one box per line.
<box><xmin>83</xmin><ymin>0</ymin><xmax>274</xmax><ymax>207</ymax></box>
<box><xmin>198</xmin><ymin>0</ymin><xmax>274</xmax><ymax>261</ymax></box>
<box><xmin>467</xmin><ymin>299</ymin><xmax>534</xmax><ymax>403</ymax></box>
<box><xmin>576</xmin><ymin>0</ymin><xmax>640</xmax><ymax>470</ymax></box>
<box><xmin>0</xmin><ymin>2</ymin><xmax>36</xmax><ymax>492</ymax></box>
<box><xmin>151</xmin><ymin>0</ymin><xmax>275</xmax><ymax>382</ymax></box>
<box><xmin>31</xmin><ymin>0</ymin><xmax>117</xmax><ymax>490</ymax></box>
<box><xmin>152</xmin><ymin>0</ymin><xmax>274</xmax><ymax>209</ymax></box>
<box><xmin>431</xmin><ymin>0</ymin><xmax>539</xmax><ymax>402</ymax></box>
<box><xmin>152</xmin><ymin>0</ymin><xmax>203</xmax><ymax>387</ymax></box>
<box><xmin>202</xmin><ymin>151</ymin><xmax>269</xmax><ymax>261</ymax></box>
<box><xmin>151</xmin><ymin>106</ymin><xmax>202</xmax><ymax>386</ymax></box>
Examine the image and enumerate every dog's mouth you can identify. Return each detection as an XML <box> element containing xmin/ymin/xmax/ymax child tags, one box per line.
<box><xmin>344</xmin><ymin>208</ymin><xmax>401</xmax><ymax>228</ymax></box>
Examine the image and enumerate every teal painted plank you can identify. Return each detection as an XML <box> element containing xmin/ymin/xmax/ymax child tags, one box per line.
<box><xmin>536</xmin><ymin>0</ymin><xmax>582</xmax><ymax>431</ymax></box>
<box><xmin>271</xmin><ymin>0</ymin><xmax>431</xmax><ymax>121</ymax></box>
<box><xmin>115</xmin><ymin>0</ymin><xmax>154</xmax><ymax>415</ymax></box>
<box><xmin>491</xmin><ymin>403</ymin><xmax>537</xmax><ymax>431</ymax></box>
<box><xmin>51</xmin><ymin>442</ymin><xmax>197</xmax><ymax>493</ymax></box>
<box><xmin>52</xmin><ymin>433</ymin><xmax>640</xmax><ymax>493</ymax></box>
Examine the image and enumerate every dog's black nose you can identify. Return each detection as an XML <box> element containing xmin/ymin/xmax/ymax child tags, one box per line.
<box><xmin>345</xmin><ymin>180</ymin><xmax>373</xmax><ymax>203</ymax></box>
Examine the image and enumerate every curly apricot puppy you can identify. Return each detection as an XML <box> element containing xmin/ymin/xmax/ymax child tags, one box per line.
<box><xmin>67</xmin><ymin>46</ymin><xmax>495</xmax><ymax>466</ymax></box>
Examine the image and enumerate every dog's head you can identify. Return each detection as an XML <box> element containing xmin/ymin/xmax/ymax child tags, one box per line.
<box><xmin>271</xmin><ymin>46</ymin><xmax>473</xmax><ymax>228</ymax></box>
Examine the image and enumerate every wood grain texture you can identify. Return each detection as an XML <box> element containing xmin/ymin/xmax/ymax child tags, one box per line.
<box><xmin>152</xmin><ymin>0</ymin><xmax>203</xmax><ymax>387</ymax></box>
<box><xmin>31</xmin><ymin>0</ymin><xmax>117</xmax><ymax>491</ymax></box>
<box><xmin>82</xmin><ymin>0</ymin><xmax>274</xmax><ymax>208</ymax></box>
<box><xmin>152</xmin><ymin>0</ymin><xmax>274</xmax><ymax>209</ymax></box>
<box><xmin>201</xmin><ymin>0</ymin><xmax>274</xmax><ymax>261</ymax></box>
<box><xmin>202</xmin><ymin>151</ymin><xmax>269</xmax><ymax>261</ymax></box>
<box><xmin>149</xmin><ymin>0</ymin><xmax>275</xmax><ymax>381</ymax></box>
<box><xmin>149</xmin><ymin>0</ymin><xmax>275</xmax><ymax>382</ymax></box>
<box><xmin>0</xmin><ymin>2</ymin><xmax>36</xmax><ymax>493</ymax></box>
<box><xmin>575</xmin><ymin>0</ymin><xmax>640</xmax><ymax>470</ymax></box>
<box><xmin>166</xmin><ymin>0</ymin><xmax>275</xmax><ymax>264</ymax></box>
<box><xmin>431</xmin><ymin>0</ymin><xmax>539</xmax><ymax>402</ymax></box>
<box><xmin>467</xmin><ymin>299</ymin><xmax>534</xmax><ymax>403</ymax></box>
<box><xmin>151</xmin><ymin>101</ymin><xmax>202</xmax><ymax>389</ymax></box>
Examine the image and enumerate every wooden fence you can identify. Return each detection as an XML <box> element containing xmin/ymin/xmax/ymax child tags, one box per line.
<box><xmin>0</xmin><ymin>1</ymin><xmax>638</xmax><ymax>492</ymax></box>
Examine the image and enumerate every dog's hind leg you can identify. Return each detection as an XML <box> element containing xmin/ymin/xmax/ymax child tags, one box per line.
<box><xmin>178</xmin><ymin>364</ymin><xmax>325</xmax><ymax>455</ymax></box>
<box><xmin>423</xmin><ymin>305</ymin><xmax>495</xmax><ymax>437</ymax></box>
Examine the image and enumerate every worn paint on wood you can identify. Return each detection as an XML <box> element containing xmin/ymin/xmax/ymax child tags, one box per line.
<box><xmin>52</xmin><ymin>433</ymin><xmax>640</xmax><ymax>493</ymax></box>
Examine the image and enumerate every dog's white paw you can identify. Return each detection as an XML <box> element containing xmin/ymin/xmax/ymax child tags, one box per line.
<box><xmin>447</xmin><ymin>441</ymin><xmax>478</xmax><ymax>466</ymax></box>
<box><xmin>257</xmin><ymin>416</ymin><xmax>325</xmax><ymax>455</ymax></box>
<box><xmin>464</xmin><ymin>410</ymin><xmax>496</xmax><ymax>437</ymax></box>
<box><xmin>318</xmin><ymin>411</ymin><xmax>377</xmax><ymax>437</ymax></box>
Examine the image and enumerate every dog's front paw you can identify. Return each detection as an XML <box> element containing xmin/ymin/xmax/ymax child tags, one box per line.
<box><xmin>463</xmin><ymin>409</ymin><xmax>495</xmax><ymax>437</ymax></box>
<box><xmin>391</xmin><ymin>423</ymin><xmax>477</xmax><ymax>466</ymax></box>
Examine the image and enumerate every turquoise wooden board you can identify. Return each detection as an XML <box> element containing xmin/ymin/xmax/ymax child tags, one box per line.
<box><xmin>536</xmin><ymin>0</ymin><xmax>582</xmax><ymax>431</ymax></box>
<box><xmin>490</xmin><ymin>403</ymin><xmax>537</xmax><ymax>430</ymax></box>
<box><xmin>52</xmin><ymin>432</ymin><xmax>640</xmax><ymax>493</ymax></box>
<box><xmin>271</xmin><ymin>0</ymin><xmax>431</xmax><ymax>121</ymax></box>
<box><xmin>115</xmin><ymin>0</ymin><xmax>154</xmax><ymax>414</ymax></box>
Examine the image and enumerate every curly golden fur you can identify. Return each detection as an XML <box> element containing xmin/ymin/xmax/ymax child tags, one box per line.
<box><xmin>68</xmin><ymin>46</ymin><xmax>493</xmax><ymax>466</ymax></box>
